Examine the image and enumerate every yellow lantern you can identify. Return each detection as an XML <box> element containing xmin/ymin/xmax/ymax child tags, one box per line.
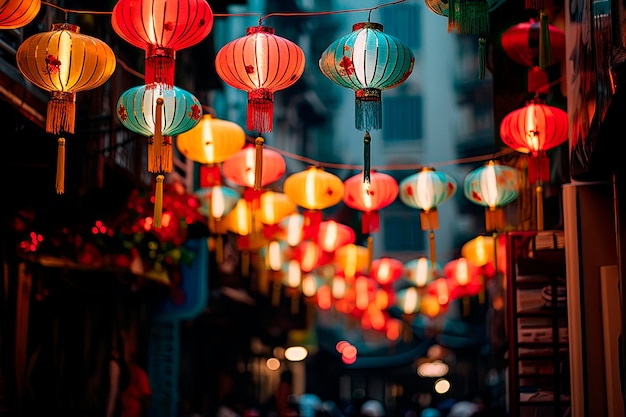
<box><xmin>259</xmin><ymin>191</ymin><xmax>297</xmax><ymax>228</ymax></box>
<box><xmin>334</xmin><ymin>244</ymin><xmax>370</xmax><ymax>282</ymax></box>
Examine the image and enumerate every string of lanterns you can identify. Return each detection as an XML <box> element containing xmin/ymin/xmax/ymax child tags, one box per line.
<box><xmin>4</xmin><ymin>0</ymin><xmax>567</xmax><ymax>336</ymax></box>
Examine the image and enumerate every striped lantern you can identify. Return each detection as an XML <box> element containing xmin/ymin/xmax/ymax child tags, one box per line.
<box><xmin>117</xmin><ymin>83</ymin><xmax>202</xmax><ymax>227</ymax></box>
<box><xmin>111</xmin><ymin>0</ymin><xmax>213</xmax><ymax>86</ymax></box>
<box><xmin>0</xmin><ymin>0</ymin><xmax>40</xmax><ymax>29</ymax></box>
<box><xmin>343</xmin><ymin>170</ymin><xmax>398</xmax><ymax>234</ymax></box>
<box><xmin>319</xmin><ymin>22</ymin><xmax>414</xmax><ymax>184</ymax></box>
<box><xmin>464</xmin><ymin>161</ymin><xmax>519</xmax><ymax>231</ymax></box>
<box><xmin>215</xmin><ymin>25</ymin><xmax>305</xmax><ymax>133</ymax></box>
<box><xmin>16</xmin><ymin>23</ymin><xmax>117</xmax><ymax>194</ymax></box>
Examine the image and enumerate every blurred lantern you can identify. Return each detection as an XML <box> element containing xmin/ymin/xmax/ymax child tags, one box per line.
<box><xmin>403</xmin><ymin>257</ymin><xmax>439</xmax><ymax>289</ymax></box>
<box><xmin>283</xmin><ymin>259</ymin><xmax>303</xmax><ymax>313</ymax></box>
<box><xmin>523</xmin><ymin>1</ymin><xmax>554</xmax><ymax>69</ymax></box>
<box><xmin>464</xmin><ymin>160</ymin><xmax>519</xmax><ymax>232</ymax></box>
<box><xmin>0</xmin><ymin>0</ymin><xmax>40</xmax><ymax>29</ymax></box>
<box><xmin>343</xmin><ymin>170</ymin><xmax>398</xmax><ymax>234</ymax></box>
<box><xmin>424</xmin><ymin>0</ymin><xmax>507</xmax><ymax>78</ymax></box>
<box><xmin>280</xmin><ymin>213</ymin><xmax>305</xmax><ymax>248</ymax></box>
<box><xmin>195</xmin><ymin>185</ymin><xmax>240</xmax><ymax>263</ymax></box>
<box><xmin>111</xmin><ymin>0</ymin><xmax>213</xmax><ymax>86</ymax></box>
<box><xmin>16</xmin><ymin>23</ymin><xmax>116</xmax><ymax>194</ymax></box>
<box><xmin>222</xmin><ymin>143</ymin><xmax>286</xmax><ymax>196</ymax></box>
<box><xmin>500</xmin><ymin>99</ymin><xmax>567</xmax><ymax>230</ymax></box>
<box><xmin>301</xmin><ymin>273</ymin><xmax>322</xmax><ymax>298</ymax></box>
<box><xmin>462</xmin><ymin>234</ymin><xmax>507</xmax><ymax>277</ymax></box>
<box><xmin>224</xmin><ymin>197</ymin><xmax>265</xmax><ymax>275</ymax></box>
<box><xmin>443</xmin><ymin>257</ymin><xmax>482</xmax><ymax>312</ymax></box>
<box><xmin>117</xmin><ymin>83</ymin><xmax>202</xmax><ymax>226</ymax></box>
<box><xmin>176</xmin><ymin>112</ymin><xmax>246</xmax><ymax>187</ymax></box>
<box><xmin>370</xmin><ymin>257</ymin><xmax>404</xmax><ymax>287</ymax></box>
<box><xmin>334</xmin><ymin>244</ymin><xmax>370</xmax><ymax>282</ymax></box>
<box><xmin>399</xmin><ymin>168</ymin><xmax>457</xmax><ymax>265</ymax></box>
<box><xmin>396</xmin><ymin>286</ymin><xmax>421</xmax><ymax>315</ymax></box>
<box><xmin>215</xmin><ymin>25</ymin><xmax>305</xmax><ymax>133</ymax></box>
<box><xmin>501</xmin><ymin>19</ymin><xmax>565</xmax><ymax>92</ymax></box>
<box><xmin>317</xmin><ymin>220</ymin><xmax>355</xmax><ymax>253</ymax></box>
<box><xmin>283</xmin><ymin>166</ymin><xmax>345</xmax><ymax>239</ymax></box>
<box><xmin>429</xmin><ymin>277</ymin><xmax>452</xmax><ymax>307</ymax></box>
<box><xmin>319</xmin><ymin>22</ymin><xmax>414</xmax><ymax>184</ymax></box>
<box><xmin>260</xmin><ymin>191</ymin><xmax>297</xmax><ymax>239</ymax></box>
<box><xmin>293</xmin><ymin>240</ymin><xmax>328</xmax><ymax>273</ymax></box>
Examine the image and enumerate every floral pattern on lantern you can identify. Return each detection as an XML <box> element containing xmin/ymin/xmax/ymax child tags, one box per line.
<box><xmin>16</xmin><ymin>22</ymin><xmax>117</xmax><ymax>194</ymax></box>
<box><xmin>343</xmin><ymin>170</ymin><xmax>398</xmax><ymax>234</ymax></box>
<box><xmin>112</xmin><ymin>0</ymin><xmax>214</xmax><ymax>85</ymax></box>
<box><xmin>0</xmin><ymin>0</ymin><xmax>40</xmax><ymax>29</ymax></box>
<box><xmin>215</xmin><ymin>25</ymin><xmax>305</xmax><ymax>133</ymax></box>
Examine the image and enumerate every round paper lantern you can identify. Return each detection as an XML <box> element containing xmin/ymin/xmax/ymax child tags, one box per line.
<box><xmin>117</xmin><ymin>83</ymin><xmax>202</xmax><ymax>174</ymax></box>
<box><xmin>279</xmin><ymin>213</ymin><xmax>305</xmax><ymax>247</ymax></box>
<box><xmin>334</xmin><ymin>244</ymin><xmax>370</xmax><ymax>281</ymax></box>
<box><xmin>403</xmin><ymin>257</ymin><xmax>439</xmax><ymax>288</ymax></box>
<box><xmin>215</xmin><ymin>25</ymin><xmax>305</xmax><ymax>133</ymax></box>
<box><xmin>176</xmin><ymin>113</ymin><xmax>246</xmax><ymax>187</ymax></box>
<box><xmin>343</xmin><ymin>170</ymin><xmax>398</xmax><ymax>234</ymax></box>
<box><xmin>0</xmin><ymin>0</ymin><xmax>40</xmax><ymax>29</ymax></box>
<box><xmin>317</xmin><ymin>220</ymin><xmax>355</xmax><ymax>253</ymax></box>
<box><xmin>111</xmin><ymin>0</ymin><xmax>213</xmax><ymax>85</ymax></box>
<box><xmin>195</xmin><ymin>185</ymin><xmax>240</xmax><ymax>223</ymax></box>
<box><xmin>501</xmin><ymin>19</ymin><xmax>565</xmax><ymax>67</ymax></box>
<box><xmin>16</xmin><ymin>22</ymin><xmax>117</xmax><ymax>194</ymax></box>
<box><xmin>283</xmin><ymin>166</ymin><xmax>345</xmax><ymax>239</ymax></box>
<box><xmin>222</xmin><ymin>143</ymin><xmax>286</xmax><ymax>191</ymax></box>
<box><xmin>319</xmin><ymin>22</ymin><xmax>414</xmax><ymax>183</ymax></box>
<box><xmin>464</xmin><ymin>161</ymin><xmax>519</xmax><ymax>231</ymax></box>
<box><xmin>370</xmin><ymin>257</ymin><xmax>404</xmax><ymax>287</ymax></box>
<box><xmin>499</xmin><ymin>99</ymin><xmax>568</xmax><ymax>183</ymax></box>
<box><xmin>259</xmin><ymin>190</ymin><xmax>297</xmax><ymax>239</ymax></box>
<box><xmin>395</xmin><ymin>287</ymin><xmax>421</xmax><ymax>315</ymax></box>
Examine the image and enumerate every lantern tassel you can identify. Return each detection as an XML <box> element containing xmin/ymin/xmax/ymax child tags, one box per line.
<box><xmin>153</xmin><ymin>174</ymin><xmax>164</xmax><ymax>228</ymax></box>
<box><xmin>254</xmin><ymin>136</ymin><xmax>264</xmax><ymax>191</ymax></box>
<box><xmin>47</xmin><ymin>92</ymin><xmax>75</xmax><ymax>135</ymax></box>
<box><xmin>478</xmin><ymin>37</ymin><xmax>486</xmax><ymax>80</ymax></box>
<box><xmin>56</xmin><ymin>137</ymin><xmax>66</xmax><ymax>194</ymax></box>
<box><xmin>539</xmin><ymin>10</ymin><xmax>551</xmax><ymax>69</ymax></box>
<box><xmin>248</xmin><ymin>89</ymin><xmax>273</xmax><ymax>133</ymax></box>
<box><xmin>150</xmin><ymin>98</ymin><xmax>165</xmax><ymax>173</ymax></box>
<box><xmin>363</xmin><ymin>131</ymin><xmax>371</xmax><ymax>186</ymax></box>
<box><xmin>355</xmin><ymin>89</ymin><xmax>382</xmax><ymax>131</ymax></box>
<box><xmin>451</xmin><ymin>0</ymin><xmax>489</xmax><ymax>35</ymax></box>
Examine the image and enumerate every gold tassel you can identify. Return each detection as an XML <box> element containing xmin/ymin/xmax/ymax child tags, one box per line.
<box><xmin>254</xmin><ymin>136</ymin><xmax>264</xmax><ymax>191</ymax></box>
<box><xmin>56</xmin><ymin>137</ymin><xmax>66</xmax><ymax>194</ymax></box>
<box><xmin>536</xmin><ymin>182</ymin><xmax>544</xmax><ymax>231</ymax></box>
<box><xmin>150</xmin><ymin>97</ymin><xmax>164</xmax><ymax>173</ymax></box>
<box><xmin>216</xmin><ymin>234</ymin><xmax>224</xmax><ymax>264</ymax></box>
<box><xmin>367</xmin><ymin>235</ymin><xmax>374</xmax><ymax>274</ymax></box>
<box><xmin>46</xmin><ymin>92</ymin><xmax>75</xmax><ymax>135</ymax></box>
<box><xmin>153</xmin><ymin>174</ymin><xmax>164</xmax><ymax>228</ymax></box>
<box><xmin>162</xmin><ymin>136</ymin><xmax>172</xmax><ymax>173</ymax></box>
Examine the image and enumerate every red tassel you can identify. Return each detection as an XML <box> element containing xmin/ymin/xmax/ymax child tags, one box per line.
<box><xmin>145</xmin><ymin>46</ymin><xmax>175</xmax><ymax>86</ymax></box>
<box><xmin>247</xmin><ymin>89</ymin><xmax>273</xmax><ymax>133</ymax></box>
<box><xmin>361</xmin><ymin>211</ymin><xmax>380</xmax><ymax>234</ymax></box>
<box><xmin>302</xmin><ymin>210</ymin><xmax>323</xmax><ymax>240</ymax></box>
<box><xmin>528</xmin><ymin>154</ymin><xmax>550</xmax><ymax>183</ymax></box>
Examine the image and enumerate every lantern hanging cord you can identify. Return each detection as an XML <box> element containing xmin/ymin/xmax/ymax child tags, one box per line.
<box><xmin>42</xmin><ymin>1</ymin><xmax>113</xmax><ymax>15</ymax></box>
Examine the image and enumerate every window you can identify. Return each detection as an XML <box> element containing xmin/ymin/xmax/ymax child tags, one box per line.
<box><xmin>383</xmin><ymin>95</ymin><xmax>423</xmax><ymax>142</ymax></box>
<box><xmin>379</xmin><ymin>4</ymin><xmax>420</xmax><ymax>51</ymax></box>
<box><xmin>382</xmin><ymin>202</ymin><xmax>425</xmax><ymax>252</ymax></box>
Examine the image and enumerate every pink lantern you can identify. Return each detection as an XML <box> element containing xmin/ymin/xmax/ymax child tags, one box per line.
<box><xmin>343</xmin><ymin>170</ymin><xmax>398</xmax><ymax>234</ymax></box>
<box><xmin>370</xmin><ymin>257</ymin><xmax>404</xmax><ymax>287</ymax></box>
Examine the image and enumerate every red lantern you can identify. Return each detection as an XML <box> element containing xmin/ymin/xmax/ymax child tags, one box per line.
<box><xmin>343</xmin><ymin>170</ymin><xmax>398</xmax><ymax>234</ymax></box>
<box><xmin>0</xmin><ymin>0</ymin><xmax>40</xmax><ymax>29</ymax></box>
<box><xmin>370</xmin><ymin>257</ymin><xmax>404</xmax><ymax>287</ymax></box>
<box><xmin>221</xmin><ymin>143</ymin><xmax>286</xmax><ymax>197</ymax></box>
<box><xmin>112</xmin><ymin>0</ymin><xmax>213</xmax><ymax>86</ymax></box>
<box><xmin>317</xmin><ymin>220</ymin><xmax>355</xmax><ymax>253</ymax></box>
<box><xmin>215</xmin><ymin>25</ymin><xmax>305</xmax><ymax>133</ymax></box>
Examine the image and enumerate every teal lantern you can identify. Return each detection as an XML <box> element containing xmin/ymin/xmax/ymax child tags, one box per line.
<box><xmin>403</xmin><ymin>257</ymin><xmax>441</xmax><ymax>289</ymax></box>
<box><xmin>117</xmin><ymin>83</ymin><xmax>202</xmax><ymax>227</ymax></box>
<box><xmin>399</xmin><ymin>168</ymin><xmax>457</xmax><ymax>265</ymax></box>
<box><xmin>319</xmin><ymin>22</ymin><xmax>414</xmax><ymax>184</ymax></box>
<box><xmin>464</xmin><ymin>160</ymin><xmax>518</xmax><ymax>232</ymax></box>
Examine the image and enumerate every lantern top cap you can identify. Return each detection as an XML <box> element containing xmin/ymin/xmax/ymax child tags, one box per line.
<box><xmin>51</xmin><ymin>23</ymin><xmax>80</xmax><ymax>33</ymax></box>
<box><xmin>353</xmin><ymin>22</ymin><xmax>383</xmax><ymax>32</ymax></box>
<box><xmin>246</xmin><ymin>25</ymin><xmax>275</xmax><ymax>35</ymax></box>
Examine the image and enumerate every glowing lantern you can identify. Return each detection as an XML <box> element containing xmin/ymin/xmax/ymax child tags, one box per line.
<box><xmin>464</xmin><ymin>161</ymin><xmax>519</xmax><ymax>232</ymax></box>
<box><xmin>0</xmin><ymin>0</ymin><xmax>40</xmax><ymax>29</ymax></box>
<box><xmin>176</xmin><ymin>113</ymin><xmax>246</xmax><ymax>187</ymax></box>
<box><xmin>317</xmin><ymin>220</ymin><xmax>355</xmax><ymax>253</ymax></box>
<box><xmin>16</xmin><ymin>23</ymin><xmax>116</xmax><ymax>194</ymax></box>
<box><xmin>429</xmin><ymin>277</ymin><xmax>452</xmax><ymax>307</ymax></box>
<box><xmin>222</xmin><ymin>143</ymin><xmax>286</xmax><ymax>194</ymax></box>
<box><xmin>215</xmin><ymin>25</ymin><xmax>305</xmax><ymax>133</ymax></box>
<box><xmin>462</xmin><ymin>234</ymin><xmax>507</xmax><ymax>277</ymax></box>
<box><xmin>396</xmin><ymin>286</ymin><xmax>421</xmax><ymax>315</ymax></box>
<box><xmin>195</xmin><ymin>185</ymin><xmax>240</xmax><ymax>263</ymax></box>
<box><xmin>280</xmin><ymin>213</ymin><xmax>305</xmax><ymax>247</ymax></box>
<box><xmin>293</xmin><ymin>240</ymin><xmax>327</xmax><ymax>273</ymax></box>
<box><xmin>343</xmin><ymin>170</ymin><xmax>398</xmax><ymax>234</ymax></box>
<box><xmin>443</xmin><ymin>257</ymin><xmax>482</xmax><ymax>313</ymax></box>
<box><xmin>319</xmin><ymin>22</ymin><xmax>414</xmax><ymax>184</ymax></box>
<box><xmin>500</xmin><ymin>99</ymin><xmax>568</xmax><ymax>230</ymax></box>
<box><xmin>399</xmin><ymin>168</ymin><xmax>457</xmax><ymax>265</ymax></box>
<box><xmin>111</xmin><ymin>0</ymin><xmax>213</xmax><ymax>86</ymax></box>
<box><xmin>334</xmin><ymin>244</ymin><xmax>370</xmax><ymax>282</ymax></box>
<box><xmin>370</xmin><ymin>257</ymin><xmax>404</xmax><ymax>287</ymax></box>
<box><xmin>117</xmin><ymin>83</ymin><xmax>202</xmax><ymax>226</ymax></box>
<box><xmin>260</xmin><ymin>191</ymin><xmax>296</xmax><ymax>237</ymax></box>
<box><xmin>403</xmin><ymin>257</ymin><xmax>439</xmax><ymax>289</ymax></box>
<box><xmin>283</xmin><ymin>166</ymin><xmax>345</xmax><ymax>239</ymax></box>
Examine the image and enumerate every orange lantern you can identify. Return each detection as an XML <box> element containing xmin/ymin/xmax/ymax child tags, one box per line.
<box><xmin>317</xmin><ymin>220</ymin><xmax>355</xmax><ymax>253</ymax></box>
<box><xmin>343</xmin><ymin>170</ymin><xmax>398</xmax><ymax>234</ymax></box>
<box><xmin>222</xmin><ymin>143</ymin><xmax>286</xmax><ymax>197</ymax></box>
<box><xmin>259</xmin><ymin>190</ymin><xmax>296</xmax><ymax>241</ymax></box>
<box><xmin>111</xmin><ymin>0</ymin><xmax>213</xmax><ymax>86</ymax></box>
<box><xmin>176</xmin><ymin>113</ymin><xmax>246</xmax><ymax>187</ymax></box>
<box><xmin>292</xmin><ymin>240</ymin><xmax>330</xmax><ymax>273</ymax></box>
<box><xmin>370</xmin><ymin>257</ymin><xmax>404</xmax><ymax>287</ymax></box>
<box><xmin>334</xmin><ymin>244</ymin><xmax>370</xmax><ymax>282</ymax></box>
<box><xmin>16</xmin><ymin>23</ymin><xmax>117</xmax><ymax>194</ymax></box>
<box><xmin>0</xmin><ymin>0</ymin><xmax>40</xmax><ymax>29</ymax></box>
<box><xmin>283</xmin><ymin>166</ymin><xmax>345</xmax><ymax>239</ymax></box>
<box><xmin>215</xmin><ymin>25</ymin><xmax>305</xmax><ymax>133</ymax></box>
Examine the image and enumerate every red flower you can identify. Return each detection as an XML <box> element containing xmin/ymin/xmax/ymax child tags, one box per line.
<box><xmin>118</xmin><ymin>104</ymin><xmax>128</xmax><ymax>121</ymax></box>
<box><xmin>339</xmin><ymin>56</ymin><xmax>354</xmax><ymax>75</ymax></box>
<box><xmin>245</xmin><ymin>65</ymin><xmax>255</xmax><ymax>74</ymax></box>
<box><xmin>45</xmin><ymin>54</ymin><xmax>61</xmax><ymax>74</ymax></box>
<box><xmin>189</xmin><ymin>104</ymin><xmax>201</xmax><ymax>120</ymax></box>
<box><xmin>163</xmin><ymin>21</ymin><xmax>174</xmax><ymax>31</ymax></box>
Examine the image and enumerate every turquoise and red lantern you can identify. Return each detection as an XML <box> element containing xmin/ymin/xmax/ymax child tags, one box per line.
<box><xmin>112</xmin><ymin>0</ymin><xmax>214</xmax><ymax>86</ymax></box>
<box><xmin>319</xmin><ymin>22</ymin><xmax>414</xmax><ymax>184</ymax></box>
<box><xmin>215</xmin><ymin>25</ymin><xmax>305</xmax><ymax>134</ymax></box>
<box><xmin>464</xmin><ymin>161</ymin><xmax>519</xmax><ymax>232</ymax></box>
<box><xmin>117</xmin><ymin>83</ymin><xmax>202</xmax><ymax>227</ymax></box>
